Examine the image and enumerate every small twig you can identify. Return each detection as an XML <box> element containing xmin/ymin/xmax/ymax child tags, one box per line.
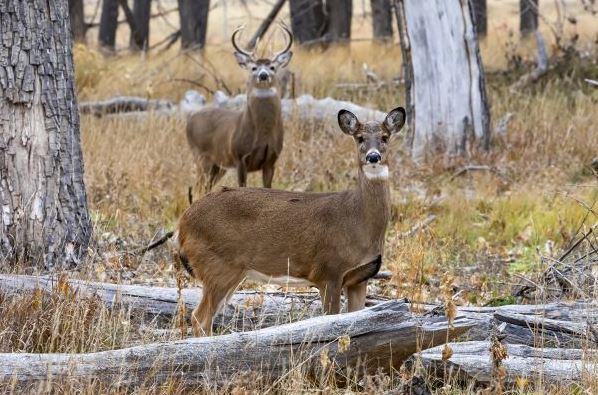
<box><xmin>170</xmin><ymin>78</ymin><xmax>215</xmax><ymax>95</ymax></box>
<box><xmin>586</xmin><ymin>79</ymin><xmax>598</xmax><ymax>87</ymax></box>
<box><xmin>559</xmin><ymin>226</ymin><xmax>594</xmax><ymax>261</ymax></box>
<box><xmin>400</xmin><ymin>215</ymin><xmax>437</xmax><ymax>238</ymax></box>
<box><xmin>449</xmin><ymin>165</ymin><xmax>506</xmax><ymax>181</ymax></box>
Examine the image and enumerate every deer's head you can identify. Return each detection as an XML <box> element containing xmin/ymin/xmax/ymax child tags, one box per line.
<box><xmin>232</xmin><ymin>26</ymin><xmax>293</xmax><ymax>90</ymax></box>
<box><xmin>338</xmin><ymin>107</ymin><xmax>406</xmax><ymax>180</ymax></box>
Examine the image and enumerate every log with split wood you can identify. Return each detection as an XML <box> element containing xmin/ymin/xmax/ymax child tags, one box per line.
<box><xmin>412</xmin><ymin>341</ymin><xmax>598</xmax><ymax>387</ymax></box>
<box><xmin>0</xmin><ymin>300</ymin><xmax>473</xmax><ymax>389</ymax></box>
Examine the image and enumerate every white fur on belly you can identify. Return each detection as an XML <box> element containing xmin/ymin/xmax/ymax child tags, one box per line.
<box><xmin>362</xmin><ymin>164</ymin><xmax>389</xmax><ymax>180</ymax></box>
<box><xmin>246</xmin><ymin>270</ymin><xmax>314</xmax><ymax>287</ymax></box>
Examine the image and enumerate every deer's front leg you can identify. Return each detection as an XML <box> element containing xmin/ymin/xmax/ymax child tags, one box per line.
<box><xmin>318</xmin><ymin>280</ymin><xmax>342</xmax><ymax>314</ymax></box>
<box><xmin>237</xmin><ymin>160</ymin><xmax>248</xmax><ymax>187</ymax></box>
<box><xmin>262</xmin><ymin>164</ymin><xmax>275</xmax><ymax>188</ymax></box>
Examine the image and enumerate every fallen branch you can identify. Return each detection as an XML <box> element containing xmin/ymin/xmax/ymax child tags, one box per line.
<box><xmin>449</xmin><ymin>165</ymin><xmax>507</xmax><ymax>182</ymax></box>
<box><xmin>0</xmin><ymin>300</ymin><xmax>474</xmax><ymax>389</ymax></box>
<box><xmin>510</xmin><ymin>30</ymin><xmax>549</xmax><ymax>92</ymax></box>
<box><xmin>79</xmin><ymin>97</ymin><xmax>175</xmax><ymax>116</ymax></box>
<box><xmin>400</xmin><ymin>215</ymin><xmax>436</xmax><ymax>238</ymax></box>
<box><xmin>247</xmin><ymin>0</ymin><xmax>287</xmax><ymax>50</ymax></box>
<box><xmin>414</xmin><ymin>341</ymin><xmax>598</xmax><ymax>386</ymax></box>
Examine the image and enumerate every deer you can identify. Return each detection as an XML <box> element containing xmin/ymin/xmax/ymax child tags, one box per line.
<box><xmin>186</xmin><ymin>27</ymin><xmax>293</xmax><ymax>196</ymax></box>
<box><xmin>173</xmin><ymin>106</ymin><xmax>406</xmax><ymax>336</ymax></box>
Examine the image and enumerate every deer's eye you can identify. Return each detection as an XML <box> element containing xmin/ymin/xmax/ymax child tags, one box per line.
<box><xmin>251</xmin><ymin>66</ymin><xmax>257</xmax><ymax>71</ymax></box>
<box><xmin>357</xmin><ymin>136</ymin><xmax>365</xmax><ymax>144</ymax></box>
<box><xmin>381</xmin><ymin>135</ymin><xmax>389</xmax><ymax>143</ymax></box>
<box><xmin>270</xmin><ymin>66</ymin><xmax>275</xmax><ymax>71</ymax></box>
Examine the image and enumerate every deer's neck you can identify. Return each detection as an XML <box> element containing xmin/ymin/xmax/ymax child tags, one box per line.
<box><xmin>352</xmin><ymin>167</ymin><xmax>391</xmax><ymax>249</ymax></box>
<box><xmin>245</xmin><ymin>89</ymin><xmax>281</xmax><ymax>134</ymax></box>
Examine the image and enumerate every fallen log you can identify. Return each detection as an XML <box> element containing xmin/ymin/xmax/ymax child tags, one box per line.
<box><xmin>79</xmin><ymin>91</ymin><xmax>386</xmax><ymax>124</ymax></box>
<box><xmin>2</xmin><ymin>275</ymin><xmax>596</xmax><ymax>346</ymax></box>
<box><xmin>413</xmin><ymin>341</ymin><xmax>598</xmax><ymax>387</ymax></box>
<box><xmin>79</xmin><ymin>96</ymin><xmax>176</xmax><ymax>116</ymax></box>
<box><xmin>0</xmin><ymin>300</ymin><xmax>474</xmax><ymax>389</ymax></box>
<box><xmin>0</xmin><ymin>274</ymin><xmax>389</xmax><ymax>331</ymax></box>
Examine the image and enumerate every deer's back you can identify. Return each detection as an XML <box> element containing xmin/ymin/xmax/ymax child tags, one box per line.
<box><xmin>177</xmin><ymin>187</ymin><xmax>371</xmax><ymax>276</ymax></box>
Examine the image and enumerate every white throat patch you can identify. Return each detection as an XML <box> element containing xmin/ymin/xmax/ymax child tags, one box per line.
<box><xmin>362</xmin><ymin>164</ymin><xmax>389</xmax><ymax>180</ymax></box>
<box><xmin>251</xmin><ymin>87</ymin><xmax>278</xmax><ymax>98</ymax></box>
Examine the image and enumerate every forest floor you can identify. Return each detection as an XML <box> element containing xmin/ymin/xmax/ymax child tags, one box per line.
<box><xmin>2</xmin><ymin>1</ymin><xmax>598</xmax><ymax>393</ymax></box>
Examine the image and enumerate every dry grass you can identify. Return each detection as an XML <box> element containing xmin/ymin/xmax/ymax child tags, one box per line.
<box><xmin>2</xmin><ymin>0</ymin><xmax>598</xmax><ymax>393</ymax></box>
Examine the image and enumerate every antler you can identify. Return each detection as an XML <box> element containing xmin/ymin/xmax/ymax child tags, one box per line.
<box><xmin>231</xmin><ymin>27</ymin><xmax>253</xmax><ymax>58</ymax></box>
<box><xmin>272</xmin><ymin>24</ymin><xmax>293</xmax><ymax>58</ymax></box>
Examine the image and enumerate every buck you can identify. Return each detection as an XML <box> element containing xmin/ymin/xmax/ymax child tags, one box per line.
<box><xmin>186</xmin><ymin>27</ymin><xmax>293</xmax><ymax>194</ymax></box>
<box><xmin>173</xmin><ymin>107</ymin><xmax>406</xmax><ymax>336</ymax></box>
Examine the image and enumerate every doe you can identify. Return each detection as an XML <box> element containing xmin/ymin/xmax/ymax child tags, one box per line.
<box><xmin>174</xmin><ymin>107</ymin><xmax>406</xmax><ymax>336</ymax></box>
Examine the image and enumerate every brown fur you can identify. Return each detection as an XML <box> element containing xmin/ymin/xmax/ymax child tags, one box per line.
<box><xmin>176</xmin><ymin>107</ymin><xmax>406</xmax><ymax>336</ymax></box>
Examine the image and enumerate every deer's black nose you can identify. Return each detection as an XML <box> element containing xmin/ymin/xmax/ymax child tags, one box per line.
<box><xmin>366</xmin><ymin>151</ymin><xmax>381</xmax><ymax>164</ymax></box>
<box><xmin>258</xmin><ymin>72</ymin><xmax>269</xmax><ymax>81</ymax></box>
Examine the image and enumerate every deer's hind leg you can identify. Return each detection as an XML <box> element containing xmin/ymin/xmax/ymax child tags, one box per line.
<box><xmin>191</xmin><ymin>261</ymin><xmax>245</xmax><ymax>336</ymax></box>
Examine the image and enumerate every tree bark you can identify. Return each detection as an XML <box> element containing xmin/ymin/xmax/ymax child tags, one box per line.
<box><xmin>177</xmin><ymin>0</ymin><xmax>210</xmax><ymax>50</ymax></box>
<box><xmin>414</xmin><ymin>341</ymin><xmax>598</xmax><ymax>386</ymax></box>
<box><xmin>325</xmin><ymin>0</ymin><xmax>353</xmax><ymax>43</ymax></box>
<box><xmin>471</xmin><ymin>0</ymin><xmax>487</xmax><ymax>37</ymax></box>
<box><xmin>0</xmin><ymin>300</ymin><xmax>474</xmax><ymax>389</ymax></box>
<box><xmin>371</xmin><ymin>0</ymin><xmax>393</xmax><ymax>41</ymax></box>
<box><xmin>395</xmin><ymin>0</ymin><xmax>491</xmax><ymax>160</ymax></box>
<box><xmin>99</xmin><ymin>0</ymin><xmax>119</xmax><ymax>50</ymax></box>
<box><xmin>289</xmin><ymin>0</ymin><xmax>326</xmax><ymax>45</ymax></box>
<box><xmin>68</xmin><ymin>0</ymin><xmax>87</xmax><ymax>43</ymax></box>
<box><xmin>129</xmin><ymin>0</ymin><xmax>151</xmax><ymax>51</ymax></box>
<box><xmin>0</xmin><ymin>1</ymin><xmax>92</xmax><ymax>269</ymax></box>
<box><xmin>520</xmin><ymin>0</ymin><xmax>539</xmax><ymax>35</ymax></box>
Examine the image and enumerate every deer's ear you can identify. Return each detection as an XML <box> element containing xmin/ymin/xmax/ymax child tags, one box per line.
<box><xmin>234</xmin><ymin>52</ymin><xmax>252</xmax><ymax>68</ymax></box>
<box><xmin>384</xmin><ymin>107</ymin><xmax>406</xmax><ymax>134</ymax></box>
<box><xmin>272</xmin><ymin>51</ymin><xmax>293</xmax><ymax>68</ymax></box>
<box><xmin>338</xmin><ymin>109</ymin><xmax>359</xmax><ymax>136</ymax></box>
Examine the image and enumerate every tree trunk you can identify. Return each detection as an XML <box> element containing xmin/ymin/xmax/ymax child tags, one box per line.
<box><xmin>68</xmin><ymin>0</ymin><xmax>87</xmax><ymax>43</ymax></box>
<box><xmin>98</xmin><ymin>0</ymin><xmax>119</xmax><ymax>50</ymax></box>
<box><xmin>0</xmin><ymin>300</ymin><xmax>474</xmax><ymax>389</ymax></box>
<box><xmin>395</xmin><ymin>0</ymin><xmax>491</xmax><ymax>160</ymax></box>
<box><xmin>177</xmin><ymin>0</ymin><xmax>210</xmax><ymax>50</ymax></box>
<box><xmin>371</xmin><ymin>0</ymin><xmax>393</xmax><ymax>41</ymax></box>
<box><xmin>325</xmin><ymin>0</ymin><xmax>353</xmax><ymax>43</ymax></box>
<box><xmin>289</xmin><ymin>0</ymin><xmax>326</xmax><ymax>45</ymax></box>
<box><xmin>0</xmin><ymin>1</ymin><xmax>92</xmax><ymax>269</ymax></box>
<box><xmin>520</xmin><ymin>0</ymin><xmax>539</xmax><ymax>35</ymax></box>
<box><xmin>129</xmin><ymin>0</ymin><xmax>151</xmax><ymax>51</ymax></box>
<box><xmin>471</xmin><ymin>0</ymin><xmax>487</xmax><ymax>37</ymax></box>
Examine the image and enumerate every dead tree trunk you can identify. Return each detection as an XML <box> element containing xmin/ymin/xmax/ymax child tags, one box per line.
<box><xmin>325</xmin><ymin>0</ymin><xmax>353</xmax><ymax>43</ymax></box>
<box><xmin>99</xmin><ymin>0</ymin><xmax>119</xmax><ymax>50</ymax></box>
<box><xmin>395</xmin><ymin>0</ymin><xmax>491</xmax><ymax>160</ymax></box>
<box><xmin>129</xmin><ymin>0</ymin><xmax>151</xmax><ymax>50</ymax></box>
<box><xmin>177</xmin><ymin>0</ymin><xmax>210</xmax><ymax>50</ymax></box>
<box><xmin>371</xmin><ymin>0</ymin><xmax>393</xmax><ymax>41</ymax></box>
<box><xmin>68</xmin><ymin>0</ymin><xmax>87</xmax><ymax>43</ymax></box>
<box><xmin>289</xmin><ymin>0</ymin><xmax>326</xmax><ymax>45</ymax></box>
<box><xmin>0</xmin><ymin>300</ymin><xmax>474</xmax><ymax>389</ymax></box>
<box><xmin>471</xmin><ymin>0</ymin><xmax>487</xmax><ymax>37</ymax></box>
<box><xmin>520</xmin><ymin>0</ymin><xmax>539</xmax><ymax>35</ymax></box>
<box><xmin>0</xmin><ymin>0</ymin><xmax>92</xmax><ymax>269</ymax></box>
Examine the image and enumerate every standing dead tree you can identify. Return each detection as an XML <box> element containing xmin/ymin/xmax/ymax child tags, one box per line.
<box><xmin>98</xmin><ymin>0</ymin><xmax>119</xmax><ymax>50</ymax></box>
<box><xmin>520</xmin><ymin>0</ymin><xmax>539</xmax><ymax>35</ymax></box>
<box><xmin>395</xmin><ymin>0</ymin><xmax>491</xmax><ymax>160</ymax></box>
<box><xmin>471</xmin><ymin>0</ymin><xmax>487</xmax><ymax>37</ymax></box>
<box><xmin>68</xmin><ymin>0</ymin><xmax>87</xmax><ymax>42</ymax></box>
<box><xmin>0</xmin><ymin>0</ymin><xmax>92</xmax><ymax>268</ymax></box>
<box><xmin>178</xmin><ymin>0</ymin><xmax>210</xmax><ymax>49</ymax></box>
<box><xmin>289</xmin><ymin>0</ymin><xmax>353</xmax><ymax>46</ymax></box>
<box><xmin>130</xmin><ymin>0</ymin><xmax>151</xmax><ymax>50</ymax></box>
<box><xmin>371</xmin><ymin>0</ymin><xmax>393</xmax><ymax>41</ymax></box>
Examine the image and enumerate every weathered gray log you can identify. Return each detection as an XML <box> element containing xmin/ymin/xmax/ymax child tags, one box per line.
<box><xmin>0</xmin><ymin>275</ymin><xmax>389</xmax><ymax>331</ymax></box>
<box><xmin>0</xmin><ymin>300</ymin><xmax>474</xmax><ymax>389</ymax></box>
<box><xmin>79</xmin><ymin>97</ymin><xmax>176</xmax><ymax>116</ymax></box>
<box><xmin>395</xmin><ymin>0</ymin><xmax>491</xmax><ymax>160</ymax></box>
<box><xmin>458</xmin><ymin>302</ymin><xmax>598</xmax><ymax>348</ymax></box>
<box><xmin>414</xmin><ymin>341</ymin><xmax>598</xmax><ymax>386</ymax></box>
